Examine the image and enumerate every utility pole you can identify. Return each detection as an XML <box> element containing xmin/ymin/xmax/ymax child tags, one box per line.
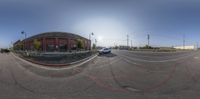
<box><xmin>131</xmin><ymin>40</ymin><xmax>133</xmax><ymax>48</ymax></box>
<box><xmin>183</xmin><ymin>34</ymin><xmax>185</xmax><ymax>49</ymax></box>
<box><xmin>196</xmin><ymin>42</ymin><xmax>198</xmax><ymax>50</ymax></box>
<box><xmin>127</xmin><ymin>34</ymin><xmax>129</xmax><ymax>48</ymax></box>
<box><xmin>147</xmin><ymin>34</ymin><xmax>150</xmax><ymax>47</ymax></box>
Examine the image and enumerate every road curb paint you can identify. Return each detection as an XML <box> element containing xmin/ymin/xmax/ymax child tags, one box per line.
<box><xmin>11</xmin><ymin>52</ymin><xmax>98</xmax><ymax>70</ymax></box>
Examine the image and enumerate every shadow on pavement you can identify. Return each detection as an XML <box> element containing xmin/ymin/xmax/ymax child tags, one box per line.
<box><xmin>98</xmin><ymin>53</ymin><xmax>117</xmax><ymax>58</ymax></box>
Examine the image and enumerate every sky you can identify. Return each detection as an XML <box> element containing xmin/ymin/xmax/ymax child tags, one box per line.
<box><xmin>1</xmin><ymin>0</ymin><xmax>200</xmax><ymax>48</ymax></box>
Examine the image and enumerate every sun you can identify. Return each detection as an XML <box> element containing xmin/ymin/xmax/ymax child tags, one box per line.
<box><xmin>73</xmin><ymin>17</ymin><xmax>129</xmax><ymax>46</ymax></box>
<box><xmin>97</xmin><ymin>36</ymin><xmax>103</xmax><ymax>42</ymax></box>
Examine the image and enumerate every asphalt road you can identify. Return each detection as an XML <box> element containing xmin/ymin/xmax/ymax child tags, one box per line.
<box><xmin>1</xmin><ymin>50</ymin><xmax>200</xmax><ymax>99</ymax></box>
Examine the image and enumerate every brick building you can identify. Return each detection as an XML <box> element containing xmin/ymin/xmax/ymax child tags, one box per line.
<box><xmin>13</xmin><ymin>32</ymin><xmax>91</xmax><ymax>52</ymax></box>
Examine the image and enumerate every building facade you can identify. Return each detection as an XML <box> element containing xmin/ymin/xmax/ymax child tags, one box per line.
<box><xmin>13</xmin><ymin>32</ymin><xmax>91</xmax><ymax>52</ymax></box>
<box><xmin>174</xmin><ymin>45</ymin><xmax>198</xmax><ymax>50</ymax></box>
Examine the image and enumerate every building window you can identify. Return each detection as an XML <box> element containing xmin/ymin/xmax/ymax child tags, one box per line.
<box><xmin>59</xmin><ymin>44</ymin><xmax>67</xmax><ymax>52</ymax></box>
<box><xmin>47</xmin><ymin>44</ymin><xmax>55</xmax><ymax>52</ymax></box>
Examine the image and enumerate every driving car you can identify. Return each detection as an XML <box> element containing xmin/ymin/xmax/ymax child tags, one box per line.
<box><xmin>98</xmin><ymin>48</ymin><xmax>111</xmax><ymax>54</ymax></box>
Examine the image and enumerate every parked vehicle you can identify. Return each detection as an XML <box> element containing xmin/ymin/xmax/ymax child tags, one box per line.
<box><xmin>98</xmin><ymin>48</ymin><xmax>111</xmax><ymax>54</ymax></box>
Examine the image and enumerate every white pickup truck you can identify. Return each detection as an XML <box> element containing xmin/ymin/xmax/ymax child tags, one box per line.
<box><xmin>98</xmin><ymin>48</ymin><xmax>111</xmax><ymax>54</ymax></box>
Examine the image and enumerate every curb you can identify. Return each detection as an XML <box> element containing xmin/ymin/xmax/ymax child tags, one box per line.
<box><xmin>12</xmin><ymin>52</ymin><xmax>98</xmax><ymax>69</ymax></box>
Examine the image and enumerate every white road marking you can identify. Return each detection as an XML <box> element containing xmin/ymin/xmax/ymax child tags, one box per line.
<box><xmin>194</xmin><ymin>57</ymin><xmax>199</xmax><ymax>59</ymax></box>
<box><xmin>117</xmin><ymin>49</ymin><xmax>191</xmax><ymax>54</ymax></box>
<box><xmin>90</xmin><ymin>57</ymin><xmax>121</xmax><ymax>69</ymax></box>
<box><xmin>123</xmin><ymin>86</ymin><xmax>141</xmax><ymax>92</ymax></box>
<box><xmin>119</xmin><ymin>52</ymin><xmax>198</xmax><ymax>63</ymax></box>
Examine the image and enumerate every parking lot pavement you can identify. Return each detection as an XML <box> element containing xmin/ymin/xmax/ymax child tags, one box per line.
<box><xmin>1</xmin><ymin>50</ymin><xmax>200</xmax><ymax>99</ymax></box>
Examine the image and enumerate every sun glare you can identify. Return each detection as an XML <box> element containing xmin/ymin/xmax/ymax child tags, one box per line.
<box><xmin>73</xmin><ymin>17</ymin><xmax>129</xmax><ymax>46</ymax></box>
<box><xmin>97</xmin><ymin>36</ymin><xmax>103</xmax><ymax>42</ymax></box>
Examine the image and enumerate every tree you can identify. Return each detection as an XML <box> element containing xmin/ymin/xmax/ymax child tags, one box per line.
<box><xmin>92</xmin><ymin>44</ymin><xmax>96</xmax><ymax>49</ymax></box>
<box><xmin>139</xmin><ymin>45</ymin><xmax>153</xmax><ymax>49</ymax></box>
<box><xmin>114</xmin><ymin>45</ymin><xmax>119</xmax><ymax>49</ymax></box>
<box><xmin>76</xmin><ymin>39</ymin><xmax>83</xmax><ymax>50</ymax></box>
<box><xmin>33</xmin><ymin>39</ymin><xmax>41</xmax><ymax>51</ymax></box>
<box><xmin>144</xmin><ymin>45</ymin><xmax>152</xmax><ymax>49</ymax></box>
<box><xmin>14</xmin><ymin>41</ymin><xmax>23</xmax><ymax>50</ymax></box>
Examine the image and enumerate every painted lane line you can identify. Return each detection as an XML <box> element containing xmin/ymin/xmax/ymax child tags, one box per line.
<box><xmin>194</xmin><ymin>57</ymin><xmax>199</xmax><ymax>59</ymax></box>
<box><xmin>90</xmin><ymin>57</ymin><xmax>122</xmax><ymax>70</ymax></box>
<box><xmin>122</xmin><ymin>57</ymin><xmax>176</xmax><ymax>73</ymax></box>
<box><xmin>118</xmin><ymin>52</ymin><xmax>197</xmax><ymax>63</ymax></box>
<box><xmin>117</xmin><ymin>50</ymin><xmax>195</xmax><ymax>54</ymax></box>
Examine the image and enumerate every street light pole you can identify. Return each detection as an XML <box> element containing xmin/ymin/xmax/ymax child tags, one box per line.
<box><xmin>89</xmin><ymin>32</ymin><xmax>94</xmax><ymax>40</ymax></box>
<box><xmin>89</xmin><ymin>32</ymin><xmax>94</xmax><ymax>50</ymax></box>
<box><xmin>147</xmin><ymin>34</ymin><xmax>150</xmax><ymax>47</ymax></box>
<box><xmin>10</xmin><ymin>41</ymin><xmax>13</xmax><ymax>50</ymax></box>
<box><xmin>95</xmin><ymin>39</ymin><xmax>97</xmax><ymax>46</ymax></box>
<box><xmin>21</xmin><ymin>31</ymin><xmax>27</xmax><ymax>51</ymax></box>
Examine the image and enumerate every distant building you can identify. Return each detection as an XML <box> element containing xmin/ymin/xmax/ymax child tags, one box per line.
<box><xmin>119</xmin><ymin>45</ymin><xmax>130</xmax><ymax>50</ymax></box>
<box><xmin>174</xmin><ymin>45</ymin><xmax>198</xmax><ymax>50</ymax></box>
<box><xmin>13</xmin><ymin>32</ymin><xmax>91</xmax><ymax>52</ymax></box>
